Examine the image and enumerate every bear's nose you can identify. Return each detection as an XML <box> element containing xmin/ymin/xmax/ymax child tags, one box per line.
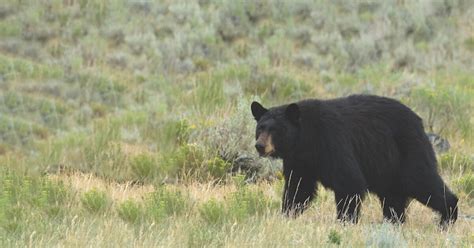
<box><xmin>255</xmin><ymin>143</ymin><xmax>265</xmax><ymax>154</ymax></box>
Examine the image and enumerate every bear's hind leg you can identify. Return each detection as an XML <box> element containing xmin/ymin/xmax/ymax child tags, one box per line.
<box><xmin>379</xmin><ymin>195</ymin><xmax>408</xmax><ymax>224</ymax></box>
<box><xmin>404</xmin><ymin>169</ymin><xmax>459</xmax><ymax>226</ymax></box>
<box><xmin>398</xmin><ymin>136</ymin><xmax>458</xmax><ymax>227</ymax></box>
<box><xmin>413</xmin><ymin>183</ymin><xmax>458</xmax><ymax>227</ymax></box>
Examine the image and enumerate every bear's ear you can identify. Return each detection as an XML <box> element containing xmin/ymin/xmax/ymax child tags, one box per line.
<box><xmin>285</xmin><ymin>103</ymin><xmax>300</xmax><ymax>123</ymax></box>
<box><xmin>251</xmin><ymin>101</ymin><xmax>268</xmax><ymax>121</ymax></box>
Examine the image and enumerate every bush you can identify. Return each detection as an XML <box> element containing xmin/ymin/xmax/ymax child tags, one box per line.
<box><xmin>117</xmin><ymin>200</ymin><xmax>143</xmax><ymax>224</ymax></box>
<box><xmin>145</xmin><ymin>187</ymin><xmax>188</xmax><ymax>221</ymax></box>
<box><xmin>454</xmin><ymin>174</ymin><xmax>474</xmax><ymax>198</ymax></box>
<box><xmin>193</xmin><ymin>98</ymin><xmax>282</xmax><ymax>182</ymax></box>
<box><xmin>0</xmin><ymin>169</ymin><xmax>70</xmax><ymax>233</ymax></box>
<box><xmin>328</xmin><ymin>229</ymin><xmax>342</xmax><ymax>245</ymax></box>
<box><xmin>194</xmin><ymin>74</ymin><xmax>225</xmax><ymax>113</ymax></box>
<box><xmin>130</xmin><ymin>154</ymin><xmax>156</xmax><ymax>183</ymax></box>
<box><xmin>187</xmin><ymin>224</ymin><xmax>223</xmax><ymax>248</ymax></box>
<box><xmin>407</xmin><ymin>85</ymin><xmax>472</xmax><ymax>139</ymax></box>
<box><xmin>0</xmin><ymin>54</ymin><xmax>63</xmax><ymax>81</ymax></box>
<box><xmin>160</xmin><ymin>142</ymin><xmax>232</xmax><ymax>182</ymax></box>
<box><xmin>162</xmin><ymin>119</ymin><xmax>191</xmax><ymax>147</ymax></box>
<box><xmin>160</xmin><ymin>143</ymin><xmax>206</xmax><ymax>180</ymax></box>
<box><xmin>244</xmin><ymin>70</ymin><xmax>312</xmax><ymax>102</ymax></box>
<box><xmin>438</xmin><ymin>153</ymin><xmax>473</xmax><ymax>173</ymax></box>
<box><xmin>81</xmin><ymin>188</ymin><xmax>109</xmax><ymax>214</ymax></box>
<box><xmin>205</xmin><ymin>156</ymin><xmax>232</xmax><ymax>181</ymax></box>
<box><xmin>216</xmin><ymin>1</ymin><xmax>250</xmax><ymax>42</ymax></box>
<box><xmin>227</xmin><ymin>187</ymin><xmax>278</xmax><ymax>220</ymax></box>
<box><xmin>366</xmin><ymin>224</ymin><xmax>407</xmax><ymax>248</ymax></box>
<box><xmin>199</xmin><ymin>199</ymin><xmax>227</xmax><ymax>225</ymax></box>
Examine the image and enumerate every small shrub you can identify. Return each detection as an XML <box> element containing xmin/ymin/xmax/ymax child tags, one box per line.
<box><xmin>199</xmin><ymin>199</ymin><xmax>227</xmax><ymax>225</ymax></box>
<box><xmin>193</xmin><ymin>98</ymin><xmax>282</xmax><ymax>182</ymax></box>
<box><xmin>130</xmin><ymin>154</ymin><xmax>156</xmax><ymax>182</ymax></box>
<box><xmin>161</xmin><ymin>143</ymin><xmax>206</xmax><ymax>180</ymax></box>
<box><xmin>245</xmin><ymin>71</ymin><xmax>311</xmax><ymax>102</ymax></box>
<box><xmin>163</xmin><ymin>119</ymin><xmax>191</xmax><ymax>147</ymax></box>
<box><xmin>0</xmin><ymin>20</ymin><xmax>21</xmax><ymax>37</ymax></box>
<box><xmin>145</xmin><ymin>187</ymin><xmax>188</xmax><ymax>221</ymax></box>
<box><xmin>366</xmin><ymin>224</ymin><xmax>407</xmax><ymax>248</ymax></box>
<box><xmin>0</xmin><ymin>205</ymin><xmax>24</xmax><ymax>233</ymax></box>
<box><xmin>244</xmin><ymin>0</ymin><xmax>272</xmax><ymax>23</ymax></box>
<box><xmin>227</xmin><ymin>187</ymin><xmax>278</xmax><ymax>220</ymax></box>
<box><xmin>188</xmin><ymin>225</ymin><xmax>223</xmax><ymax>247</ymax></box>
<box><xmin>232</xmin><ymin>174</ymin><xmax>247</xmax><ymax>188</ymax></box>
<box><xmin>117</xmin><ymin>200</ymin><xmax>143</xmax><ymax>223</ymax></box>
<box><xmin>0</xmin><ymin>170</ymin><xmax>70</xmax><ymax>233</ymax></box>
<box><xmin>194</xmin><ymin>75</ymin><xmax>225</xmax><ymax>113</ymax></box>
<box><xmin>465</xmin><ymin>37</ymin><xmax>474</xmax><ymax>51</ymax></box>
<box><xmin>81</xmin><ymin>188</ymin><xmax>109</xmax><ymax>214</ymax></box>
<box><xmin>34</xmin><ymin>180</ymin><xmax>68</xmax><ymax>217</ymax></box>
<box><xmin>161</xmin><ymin>142</ymin><xmax>233</xmax><ymax>181</ymax></box>
<box><xmin>454</xmin><ymin>174</ymin><xmax>474</xmax><ymax>198</ymax></box>
<box><xmin>328</xmin><ymin>229</ymin><xmax>342</xmax><ymax>245</ymax></box>
<box><xmin>216</xmin><ymin>2</ymin><xmax>250</xmax><ymax>42</ymax></box>
<box><xmin>407</xmin><ymin>86</ymin><xmax>472</xmax><ymax>139</ymax></box>
<box><xmin>0</xmin><ymin>54</ymin><xmax>63</xmax><ymax>81</ymax></box>
<box><xmin>439</xmin><ymin>153</ymin><xmax>473</xmax><ymax>173</ymax></box>
<box><xmin>205</xmin><ymin>156</ymin><xmax>232</xmax><ymax>180</ymax></box>
<box><xmin>81</xmin><ymin>120</ymin><xmax>129</xmax><ymax>181</ymax></box>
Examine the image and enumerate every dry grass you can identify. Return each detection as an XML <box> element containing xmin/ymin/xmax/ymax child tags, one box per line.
<box><xmin>36</xmin><ymin>172</ymin><xmax>473</xmax><ymax>247</ymax></box>
<box><xmin>48</xmin><ymin>172</ymin><xmax>154</xmax><ymax>203</ymax></box>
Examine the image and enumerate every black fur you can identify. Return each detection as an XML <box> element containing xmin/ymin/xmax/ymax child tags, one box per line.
<box><xmin>251</xmin><ymin>95</ymin><xmax>458</xmax><ymax>226</ymax></box>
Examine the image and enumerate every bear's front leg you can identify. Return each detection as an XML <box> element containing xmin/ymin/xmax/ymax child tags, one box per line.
<box><xmin>329</xmin><ymin>157</ymin><xmax>367</xmax><ymax>224</ymax></box>
<box><xmin>335</xmin><ymin>192</ymin><xmax>364</xmax><ymax>223</ymax></box>
<box><xmin>282</xmin><ymin>167</ymin><xmax>317</xmax><ymax>217</ymax></box>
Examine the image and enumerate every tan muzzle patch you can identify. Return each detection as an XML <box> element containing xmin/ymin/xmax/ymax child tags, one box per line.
<box><xmin>257</xmin><ymin>132</ymin><xmax>275</xmax><ymax>155</ymax></box>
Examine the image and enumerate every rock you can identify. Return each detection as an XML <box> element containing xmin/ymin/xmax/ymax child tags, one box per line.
<box><xmin>231</xmin><ymin>153</ymin><xmax>281</xmax><ymax>183</ymax></box>
<box><xmin>426</xmin><ymin>132</ymin><xmax>450</xmax><ymax>154</ymax></box>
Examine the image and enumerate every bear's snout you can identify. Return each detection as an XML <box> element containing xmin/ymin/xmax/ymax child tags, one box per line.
<box><xmin>255</xmin><ymin>143</ymin><xmax>265</xmax><ymax>154</ymax></box>
<box><xmin>255</xmin><ymin>132</ymin><xmax>275</xmax><ymax>156</ymax></box>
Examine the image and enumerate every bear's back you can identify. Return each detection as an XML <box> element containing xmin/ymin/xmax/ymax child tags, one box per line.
<box><xmin>297</xmin><ymin>95</ymin><xmax>428</xmax><ymax>193</ymax></box>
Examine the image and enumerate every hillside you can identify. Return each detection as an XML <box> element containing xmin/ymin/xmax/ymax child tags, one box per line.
<box><xmin>0</xmin><ymin>0</ymin><xmax>473</xmax><ymax>246</ymax></box>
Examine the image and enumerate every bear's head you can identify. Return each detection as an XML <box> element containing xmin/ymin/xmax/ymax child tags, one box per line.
<box><xmin>251</xmin><ymin>101</ymin><xmax>300</xmax><ymax>159</ymax></box>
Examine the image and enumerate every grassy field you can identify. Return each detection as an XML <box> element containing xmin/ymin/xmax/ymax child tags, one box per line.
<box><xmin>0</xmin><ymin>0</ymin><xmax>473</xmax><ymax>247</ymax></box>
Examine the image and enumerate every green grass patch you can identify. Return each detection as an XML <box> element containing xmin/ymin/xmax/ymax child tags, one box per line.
<box><xmin>328</xmin><ymin>229</ymin><xmax>342</xmax><ymax>245</ymax></box>
<box><xmin>407</xmin><ymin>85</ymin><xmax>472</xmax><ymax>139</ymax></box>
<box><xmin>454</xmin><ymin>173</ymin><xmax>473</xmax><ymax>198</ymax></box>
<box><xmin>199</xmin><ymin>199</ymin><xmax>227</xmax><ymax>225</ymax></box>
<box><xmin>0</xmin><ymin>20</ymin><xmax>21</xmax><ymax>37</ymax></box>
<box><xmin>0</xmin><ymin>115</ymin><xmax>49</xmax><ymax>148</ymax></box>
<box><xmin>130</xmin><ymin>154</ymin><xmax>157</xmax><ymax>183</ymax></box>
<box><xmin>117</xmin><ymin>199</ymin><xmax>143</xmax><ymax>224</ymax></box>
<box><xmin>145</xmin><ymin>187</ymin><xmax>189</xmax><ymax>221</ymax></box>
<box><xmin>0</xmin><ymin>168</ymin><xmax>70</xmax><ymax>234</ymax></box>
<box><xmin>227</xmin><ymin>186</ymin><xmax>279</xmax><ymax>221</ymax></box>
<box><xmin>81</xmin><ymin>188</ymin><xmax>109</xmax><ymax>214</ymax></box>
<box><xmin>438</xmin><ymin>152</ymin><xmax>473</xmax><ymax>173</ymax></box>
<box><xmin>0</xmin><ymin>54</ymin><xmax>63</xmax><ymax>81</ymax></box>
<box><xmin>160</xmin><ymin>143</ymin><xmax>232</xmax><ymax>182</ymax></box>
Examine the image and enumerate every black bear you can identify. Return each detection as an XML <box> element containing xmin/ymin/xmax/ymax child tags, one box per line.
<box><xmin>251</xmin><ymin>95</ymin><xmax>458</xmax><ymax>226</ymax></box>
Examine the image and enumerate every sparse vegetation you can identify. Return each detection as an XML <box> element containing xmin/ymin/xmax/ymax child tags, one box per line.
<box><xmin>117</xmin><ymin>199</ymin><xmax>143</xmax><ymax>224</ymax></box>
<box><xmin>81</xmin><ymin>188</ymin><xmax>109</xmax><ymax>214</ymax></box>
<box><xmin>0</xmin><ymin>0</ymin><xmax>472</xmax><ymax>246</ymax></box>
<box><xmin>328</xmin><ymin>229</ymin><xmax>342</xmax><ymax>245</ymax></box>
